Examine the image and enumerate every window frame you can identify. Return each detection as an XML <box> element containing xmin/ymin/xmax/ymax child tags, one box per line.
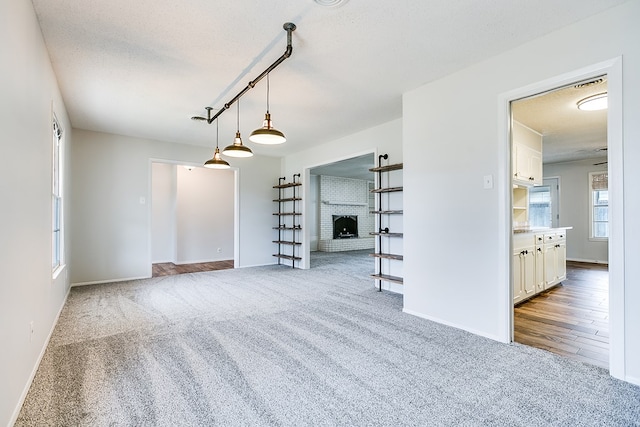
<box><xmin>52</xmin><ymin>113</ymin><xmax>64</xmax><ymax>274</ymax></box>
<box><xmin>589</xmin><ymin>171</ymin><xmax>608</xmax><ymax>242</ymax></box>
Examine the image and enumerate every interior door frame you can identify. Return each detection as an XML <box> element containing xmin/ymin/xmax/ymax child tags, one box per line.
<box><xmin>498</xmin><ymin>57</ymin><xmax>624</xmax><ymax>380</ymax></box>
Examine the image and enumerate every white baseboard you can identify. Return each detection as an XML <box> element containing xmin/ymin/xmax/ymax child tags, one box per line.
<box><xmin>567</xmin><ymin>257</ymin><xmax>608</xmax><ymax>265</ymax></box>
<box><xmin>71</xmin><ymin>275</ymin><xmax>150</xmax><ymax>287</ymax></box>
<box><xmin>624</xmin><ymin>375</ymin><xmax>640</xmax><ymax>387</ymax></box>
<box><xmin>173</xmin><ymin>258</ymin><xmax>231</xmax><ymax>265</ymax></box>
<box><xmin>10</xmin><ymin>286</ymin><xmax>70</xmax><ymax>426</ymax></box>
<box><xmin>402</xmin><ymin>308</ymin><xmax>507</xmax><ymax>343</ymax></box>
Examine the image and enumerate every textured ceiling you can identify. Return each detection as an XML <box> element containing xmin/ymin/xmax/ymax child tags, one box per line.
<box><xmin>31</xmin><ymin>0</ymin><xmax>627</xmax><ymax>158</ymax></box>
<box><xmin>513</xmin><ymin>78</ymin><xmax>608</xmax><ymax>164</ymax></box>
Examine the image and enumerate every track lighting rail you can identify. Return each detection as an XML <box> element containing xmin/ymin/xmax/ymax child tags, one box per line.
<box><xmin>193</xmin><ymin>22</ymin><xmax>296</xmax><ymax>125</ymax></box>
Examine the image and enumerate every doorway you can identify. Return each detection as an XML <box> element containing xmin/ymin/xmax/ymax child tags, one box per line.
<box><xmin>150</xmin><ymin>162</ymin><xmax>236</xmax><ymax>275</ymax></box>
<box><xmin>306</xmin><ymin>153</ymin><xmax>375</xmax><ymax>269</ymax></box>
<box><xmin>509</xmin><ymin>76</ymin><xmax>610</xmax><ymax>368</ymax></box>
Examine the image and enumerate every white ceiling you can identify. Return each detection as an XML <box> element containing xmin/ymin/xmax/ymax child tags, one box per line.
<box><xmin>31</xmin><ymin>0</ymin><xmax>627</xmax><ymax>158</ymax></box>
<box><xmin>310</xmin><ymin>153</ymin><xmax>374</xmax><ymax>181</ymax></box>
<box><xmin>513</xmin><ymin>77</ymin><xmax>608</xmax><ymax>164</ymax></box>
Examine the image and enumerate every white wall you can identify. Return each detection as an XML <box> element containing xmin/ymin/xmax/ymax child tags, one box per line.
<box><xmin>71</xmin><ymin>129</ymin><xmax>279</xmax><ymax>284</ymax></box>
<box><xmin>403</xmin><ymin>1</ymin><xmax>640</xmax><ymax>384</ymax></box>
<box><xmin>151</xmin><ymin>163</ymin><xmax>176</xmax><ymax>262</ymax></box>
<box><xmin>282</xmin><ymin>118</ymin><xmax>402</xmax><ymax>290</ymax></box>
<box><xmin>175</xmin><ymin>166</ymin><xmax>234</xmax><ymax>263</ymax></box>
<box><xmin>0</xmin><ymin>1</ymin><xmax>72</xmax><ymax>424</ymax></box>
<box><xmin>544</xmin><ymin>158</ymin><xmax>609</xmax><ymax>264</ymax></box>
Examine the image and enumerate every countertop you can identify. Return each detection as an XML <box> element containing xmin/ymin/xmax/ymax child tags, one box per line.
<box><xmin>513</xmin><ymin>226</ymin><xmax>573</xmax><ymax>234</ymax></box>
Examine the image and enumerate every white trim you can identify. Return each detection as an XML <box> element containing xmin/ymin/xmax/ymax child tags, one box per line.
<box><xmin>71</xmin><ymin>276</ymin><xmax>149</xmax><ymax>287</ymax></box>
<box><xmin>566</xmin><ymin>257</ymin><xmax>609</xmax><ymax>265</ymax></box>
<box><xmin>9</xmin><ymin>287</ymin><xmax>70</xmax><ymax>426</ymax></box>
<box><xmin>626</xmin><ymin>376</ymin><xmax>640</xmax><ymax>387</ymax></box>
<box><xmin>235</xmin><ymin>262</ymin><xmax>277</xmax><ymax>268</ymax></box>
<box><xmin>403</xmin><ymin>308</ymin><xmax>506</xmax><ymax>343</ymax></box>
<box><xmin>498</xmin><ymin>57</ymin><xmax>625</xmax><ymax>379</ymax></box>
<box><xmin>606</xmin><ymin>57</ymin><xmax>625</xmax><ymax>381</ymax></box>
<box><xmin>52</xmin><ymin>263</ymin><xmax>66</xmax><ymax>280</ymax></box>
<box><xmin>173</xmin><ymin>258</ymin><xmax>232</xmax><ymax>265</ymax></box>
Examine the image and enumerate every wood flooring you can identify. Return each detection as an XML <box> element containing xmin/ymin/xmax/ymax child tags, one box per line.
<box><xmin>152</xmin><ymin>260</ymin><xmax>234</xmax><ymax>277</ymax></box>
<box><xmin>514</xmin><ymin>261</ymin><xmax>609</xmax><ymax>369</ymax></box>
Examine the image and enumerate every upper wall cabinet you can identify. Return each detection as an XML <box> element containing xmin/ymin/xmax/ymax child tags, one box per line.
<box><xmin>512</xmin><ymin>121</ymin><xmax>543</xmax><ymax>186</ymax></box>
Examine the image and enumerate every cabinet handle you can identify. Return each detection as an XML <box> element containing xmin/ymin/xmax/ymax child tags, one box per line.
<box><xmin>537</xmin><ymin>248</ymin><xmax>542</xmax><ymax>252</ymax></box>
<box><xmin>529</xmin><ymin>177</ymin><xmax>534</xmax><ymax>181</ymax></box>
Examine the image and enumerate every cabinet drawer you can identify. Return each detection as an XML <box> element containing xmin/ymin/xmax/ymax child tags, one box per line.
<box><xmin>556</xmin><ymin>231</ymin><xmax>567</xmax><ymax>241</ymax></box>
<box><xmin>513</xmin><ymin>234</ymin><xmax>535</xmax><ymax>250</ymax></box>
<box><xmin>543</xmin><ymin>233</ymin><xmax>558</xmax><ymax>244</ymax></box>
<box><xmin>534</xmin><ymin>234</ymin><xmax>545</xmax><ymax>247</ymax></box>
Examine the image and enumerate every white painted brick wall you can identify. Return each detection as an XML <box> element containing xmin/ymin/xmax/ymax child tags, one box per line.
<box><xmin>318</xmin><ymin>175</ymin><xmax>375</xmax><ymax>252</ymax></box>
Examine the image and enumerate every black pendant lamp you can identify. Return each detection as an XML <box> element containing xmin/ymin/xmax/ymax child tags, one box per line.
<box><xmin>204</xmin><ymin>114</ymin><xmax>231</xmax><ymax>169</ymax></box>
<box><xmin>222</xmin><ymin>100</ymin><xmax>253</xmax><ymax>158</ymax></box>
<box><xmin>249</xmin><ymin>73</ymin><xmax>286</xmax><ymax>145</ymax></box>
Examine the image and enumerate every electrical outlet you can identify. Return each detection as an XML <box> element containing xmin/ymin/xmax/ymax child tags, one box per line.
<box><xmin>30</xmin><ymin>321</ymin><xmax>34</xmax><ymax>342</ymax></box>
<box><xmin>217</xmin><ymin>247</ymin><xmax>222</xmax><ymax>253</ymax></box>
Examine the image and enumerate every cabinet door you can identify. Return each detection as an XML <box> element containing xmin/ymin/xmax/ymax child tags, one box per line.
<box><xmin>535</xmin><ymin>247</ymin><xmax>545</xmax><ymax>292</ymax></box>
<box><xmin>529</xmin><ymin>149</ymin><xmax>543</xmax><ymax>185</ymax></box>
<box><xmin>513</xmin><ymin>144</ymin><xmax>531</xmax><ymax>183</ymax></box>
<box><xmin>543</xmin><ymin>244</ymin><xmax>557</xmax><ymax>288</ymax></box>
<box><xmin>522</xmin><ymin>249</ymin><xmax>536</xmax><ymax>298</ymax></box>
<box><xmin>556</xmin><ymin>241</ymin><xmax>567</xmax><ymax>282</ymax></box>
<box><xmin>513</xmin><ymin>250</ymin><xmax>524</xmax><ymax>304</ymax></box>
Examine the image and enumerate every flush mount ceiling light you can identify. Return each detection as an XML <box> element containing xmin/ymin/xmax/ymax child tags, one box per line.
<box><xmin>314</xmin><ymin>0</ymin><xmax>349</xmax><ymax>7</ymax></box>
<box><xmin>577</xmin><ymin>93</ymin><xmax>608</xmax><ymax>111</ymax></box>
<box><xmin>249</xmin><ymin>73</ymin><xmax>286</xmax><ymax>144</ymax></box>
<box><xmin>222</xmin><ymin>100</ymin><xmax>253</xmax><ymax>158</ymax></box>
<box><xmin>204</xmin><ymin>109</ymin><xmax>231</xmax><ymax>169</ymax></box>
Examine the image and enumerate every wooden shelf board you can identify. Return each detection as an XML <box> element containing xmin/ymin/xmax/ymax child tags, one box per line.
<box><xmin>272</xmin><ymin>240</ymin><xmax>302</xmax><ymax>245</ymax></box>
<box><xmin>371</xmin><ymin>274</ymin><xmax>404</xmax><ymax>284</ymax></box>
<box><xmin>369</xmin><ymin>163</ymin><xmax>403</xmax><ymax>172</ymax></box>
<box><xmin>273</xmin><ymin>182</ymin><xmax>302</xmax><ymax>189</ymax></box>
<box><xmin>370</xmin><ymin>186</ymin><xmax>403</xmax><ymax>194</ymax></box>
<box><xmin>273</xmin><ymin>254</ymin><xmax>302</xmax><ymax>261</ymax></box>
<box><xmin>369</xmin><ymin>232</ymin><xmax>403</xmax><ymax>237</ymax></box>
<box><xmin>273</xmin><ymin>197</ymin><xmax>302</xmax><ymax>202</ymax></box>
<box><xmin>370</xmin><ymin>210</ymin><xmax>403</xmax><ymax>215</ymax></box>
<box><xmin>369</xmin><ymin>253</ymin><xmax>403</xmax><ymax>260</ymax></box>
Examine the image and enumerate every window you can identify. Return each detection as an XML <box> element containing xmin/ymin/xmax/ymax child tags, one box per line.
<box><xmin>52</xmin><ymin>115</ymin><xmax>63</xmax><ymax>271</ymax></box>
<box><xmin>590</xmin><ymin>171</ymin><xmax>608</xmax><ymax>240</ymax></box>
<box><xmin>529</xmin><ymin>185</ymin><xmax>552</xmax><ymax>228</ymax></box>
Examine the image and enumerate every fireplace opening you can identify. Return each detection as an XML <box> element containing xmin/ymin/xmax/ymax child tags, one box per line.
<box><xmin>333</xmin><ymin>215</ymin><xmax>358</xmax><ymax>239</ymax></box>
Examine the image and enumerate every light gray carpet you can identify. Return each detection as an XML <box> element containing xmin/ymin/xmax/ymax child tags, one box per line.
<box><xmin>16</xmin><ymin>250</ymin><xmax>640</xmax><ymax>426</ymax></box>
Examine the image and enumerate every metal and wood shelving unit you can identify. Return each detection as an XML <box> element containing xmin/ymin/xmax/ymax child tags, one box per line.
<box><xmin>369</xmin><ymin>154</ymin><xmax>403</xmax><ymax>290</ymax></box>
<box><xmin>273</xmin><ymin>173</ymin><xmax>302</xmax><ymax>268</ymax></box>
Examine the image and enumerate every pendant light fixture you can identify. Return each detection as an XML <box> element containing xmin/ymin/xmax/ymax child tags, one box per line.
<box><xmin>222</xmin><ymin>99</ymin><xmax>253</xmax><ymax>158</ymax></box>
<box><xmin>204</xmin><ymin>110</ymin><xmax>231</xmax><ymax>169</ymax></box>
<box><xmin>249</xmin><ymin>73</ymin><xmax>286</xmax><ymax>144</ymax></box>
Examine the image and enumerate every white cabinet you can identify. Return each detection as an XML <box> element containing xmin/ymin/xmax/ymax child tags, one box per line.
<box><xmin>513</xmin><ymin>229</ymin><xmax>569</xmax><ymax>304</ymax></box>
<box><xmin>513</xmin><ymin>235</ymin><xmax>536</xmax><ymax>304</ymax></box>
<box><xmin>513</xmin><ymin>143</ymin><xmax>543</xmax><ymax>186</ymax></box>
<box><xmin>512</xmin><ymin>120</ymin><xmax>543</xmax><ymax>187</ymax></box>
<box><xmin>543</xmin><ymin>232</ymin><xmax>567</xmax><ymax>289</ymax></box>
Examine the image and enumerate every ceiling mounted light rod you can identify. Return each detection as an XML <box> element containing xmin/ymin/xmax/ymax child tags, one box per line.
<box><xmin>196</xmin><ymin>22</ymin><xmax>296</xmax><ymax>125</ymax></box>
